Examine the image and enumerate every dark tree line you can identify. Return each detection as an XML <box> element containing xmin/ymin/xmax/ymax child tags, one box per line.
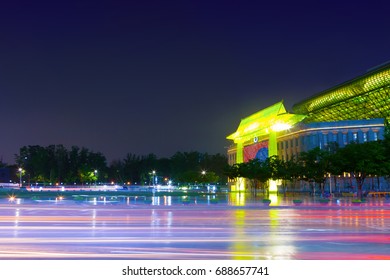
<box><xmin>10</xmin><ymin>146</ymin><xmax>228</xmax><ymax>186</ymax></box>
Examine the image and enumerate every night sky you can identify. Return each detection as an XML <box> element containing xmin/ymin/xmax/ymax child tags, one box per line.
<box><xmin>1</xmin><ymin>0</ymin><xmax>389</xmax><ymax>164</ymax></box>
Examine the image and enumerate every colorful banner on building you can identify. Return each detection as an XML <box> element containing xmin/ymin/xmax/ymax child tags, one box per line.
<box><xmin>243</xmin><ymin>141</ymin><xmax>269</xmax><ymax>162</ymax></box>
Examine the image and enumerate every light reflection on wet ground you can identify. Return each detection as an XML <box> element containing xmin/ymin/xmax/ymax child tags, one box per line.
<box><xmin>0</xmin><ymin>195</ymin><xmax>390</xmax><ymax>260</ymax></box>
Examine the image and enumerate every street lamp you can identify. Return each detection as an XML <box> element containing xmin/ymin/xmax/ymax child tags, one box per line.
<box><xmin>18</xmin><ymin>168</ymin><xmax>23</xmax><ymax>188</ymax></box>
<box><xmin>94</xmin><ymin>170</ymin><xmax>98</xmax><ymax>187</ymax></box>
<box><xmin>152</xmin><ymin>170</ymin><xmax>156</xmax><ymax>186</ymax></box>
<box><xmin>201</xmin><ymin>170</ymin><xmax>207</xmax><ymax>186</ymax></box>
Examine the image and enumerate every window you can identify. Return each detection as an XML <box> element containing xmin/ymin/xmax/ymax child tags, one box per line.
<box><xmin>323</xmin><ymin>134</ymin><xmax>328</xmax><ymax>146</ymax></box>
<box><xmin>332</xmin><ymin>133</ymin><xmax>337</xmax><ymax>142</ymax></box>
<box><xmin>363</xmin><ymin>132</ymin><xmax>367</xmax><ymax>142</ymax></box>
<box><xmin>373</xmin><ymin>131</ymin><xmax>378</xmax><ymax>141</ymax></box>
<box><xmin>343</xmin><ymin>134</ymin><xmax>347</xmax><ymax>145</ymax></box>
<box><xmin>353</xmin><ymin>132</ymin><xmax>358</xmax><ymax>142</ymax></box>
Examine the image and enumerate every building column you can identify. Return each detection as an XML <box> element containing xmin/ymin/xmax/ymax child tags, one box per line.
<box><xmin>268</xmin><ymin>131</ymin><xmax>277</xmax><ymax>157</ymax></box>
<box><xmin>232</xmin><ymin>142</ymin><xmax>245</xmax><ymax>192</ymax></box>
<box><xmin>268</xmin><ymin>131</ymin><xmax>278</xmax><ymax>193</ymax></box>
<box><xmin>236</xmin><ymin>142</ymin><xmax>244</xmax><ymax>164</ymax></box>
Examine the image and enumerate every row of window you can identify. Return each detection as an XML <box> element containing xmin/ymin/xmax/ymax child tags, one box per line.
<box><xmin>228</xmin><ymin>129</ymin><xmax>381</xmax><ymax>164</ymax></box>
<box><xmin>277</xmin><ymin>130</ymin><xmax>379</xmax><ymax>151</ymax></box>
<box><xmin>228</xmin><ymin>153</ymin><xmax>236</xmax><ymax>165</ymax></box>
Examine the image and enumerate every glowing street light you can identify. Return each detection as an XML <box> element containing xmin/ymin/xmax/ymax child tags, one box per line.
<box><xmin>201</xmin><ymin>170</ymin><xmax>207</xmax><ymax>186</ymax></box>
<box><xmin>271</xmin><ymin>122</ymin><xmax>292</xmax><ymax>132</ymax></box>
<box><xmin>94</xmin><ymin>170</ymin><xmax>98</xmax><ymax>187</ymax></box>
<box><xmin>152</xmin><ymin>170</ymin><xmax>156</xmax><ymax>186</ymax></box>
<box><xmin>8</xmin><ymin>195</ymin><xmax>16</xmax><ymax>202</ymax></box>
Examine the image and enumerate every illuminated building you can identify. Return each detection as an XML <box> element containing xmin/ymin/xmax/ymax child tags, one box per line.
<box><xmin>227</xmin><ymin>62</ymin><xmax>390</xmax><ymax>192</ymax></box>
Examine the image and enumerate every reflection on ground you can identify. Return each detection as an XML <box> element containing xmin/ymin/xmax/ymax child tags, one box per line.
<box><xmin>0</xmin><ymin>194</ymin><xmax>389</xmax><ymax>259</ymax></box>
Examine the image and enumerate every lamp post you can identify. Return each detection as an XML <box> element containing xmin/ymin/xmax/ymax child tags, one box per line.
<box><xmin>94</xmin><ymin>170</ymin><xmax>98</xmax><ymax>187</ymax></box>
<box><xmin>201</xmin><ymin>170</ymin><xmax>206</xmax><ymax>186</ymax></box>
<box><xmin>18</xmin><ymin>168</ymin><xmax>23</xmax><ymax>188</ymax></box>
<box><xmin>152</xmin><ymin>170</ymin><xmax>156</xmax><ymax>186</ymax></box>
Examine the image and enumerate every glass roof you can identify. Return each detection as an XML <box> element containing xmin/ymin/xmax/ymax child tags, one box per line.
<box><xmin>292</xmin><ymin>63</ymin><xmax>390</xmax><ymax>122</ymax></box>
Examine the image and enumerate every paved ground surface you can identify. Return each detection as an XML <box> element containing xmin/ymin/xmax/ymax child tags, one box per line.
<box><xmin>0</xmin><ymin>195</ymin><xmax>389</xmax><ymax>259</ymax></box>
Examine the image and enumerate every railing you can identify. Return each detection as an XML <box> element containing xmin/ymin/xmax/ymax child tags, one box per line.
<box><xmin>367</xmin><ymin>191</ymin><xmax>390</xmax><ymax>197</ymax></box>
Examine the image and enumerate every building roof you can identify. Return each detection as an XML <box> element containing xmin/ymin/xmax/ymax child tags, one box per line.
<box><xmin>227</xmin><ymin>101</ymin><xmax>306</xmax><ymax>143</ymax></box>
<box><xmin>292</xmin><ymin>62</ymin><xmax>390</xmax><ymax>122</ymax></box>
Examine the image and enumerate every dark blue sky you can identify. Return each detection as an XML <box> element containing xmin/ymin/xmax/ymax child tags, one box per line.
<box><xmin>1</xmin><ymin>0</ymin><xmax>389</xmax><ymax>164</ymax></box>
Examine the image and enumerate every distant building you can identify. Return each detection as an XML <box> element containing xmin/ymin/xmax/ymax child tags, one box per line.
<box><xmin>227</xmin><ymin>62</ymin><xmax>390</xmax><ymax>192</ymax></box>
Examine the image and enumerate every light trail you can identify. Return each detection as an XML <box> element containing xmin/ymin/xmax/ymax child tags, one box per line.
<box><xmin>1</xmin><ymin>199</ymin><xmax>390</xmax><ymax>259</ymax></box>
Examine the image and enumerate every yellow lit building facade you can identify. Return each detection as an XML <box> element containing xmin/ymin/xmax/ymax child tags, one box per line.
<box><xmin>227</xmin><ymin>62</ymin><xmax>390</xmax><ymax>192</ymax></box>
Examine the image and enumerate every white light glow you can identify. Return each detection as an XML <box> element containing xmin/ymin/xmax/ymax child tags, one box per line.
<box><xmin>271</xmin><ymin>122</ymin><xmax>292</xmax><ymax>132</ymax></box>
<box><xmin>244</xmin><ymin>122</ymin><xmax>259</xmax><ymax>132</ymax></box>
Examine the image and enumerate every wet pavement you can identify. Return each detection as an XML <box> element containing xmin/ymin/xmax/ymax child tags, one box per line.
<box><xmin>0</xmin><ymin>194</ymin><xmax>390</xmax><ymax>259</ymax></box>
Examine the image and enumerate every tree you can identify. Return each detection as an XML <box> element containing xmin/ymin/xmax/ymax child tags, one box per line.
<box><xmin>170</xmin><ymin>151</ymin><xmax>227</xmax><ymax>185</ymax></box>
<box><xmin>67</xmin><ymin>146</ymin><xmax>81</xmax><ymax>183</ymax></box>
<box><xmin>229</xmin><ymin>159</ymin><xmax>273</xmax><ymax>195</ymax></box>
<box><xmin>15</xmin><ymin>144</ymin><xmax>228</xmax><ymax>187</ymax></box>
<box><xmin>270</xmin><ymin>155</ymin><xmax>302</xmax><ymax>196</ymax></box>
<box><xmin>108</xmin><ymin>159</ymin><xmax>125</xmax><ymax>185</ymax></box>
<box><xmin>15</xmin><ymin>145</ymin><xmax>107</xmax><ymax>185</ymax></box>
<box><xmin>298</xmin><ymin>147</ymin><xmax>332</xmax><ymax>197</ymax></box>
<box><xmin>239</xmin><ymin>159</ymin><xmax>260</xmax><ymax>193</ymax></box>
<box><xmin>15</xmin><ymin>145</ymin><xmax>51</xmax><ymax>184</ymax></box>
<box><xmin>337</xmin><ymin>141</ymin><xmax>388</xmax><ymax>199</ymax></box>
<box><xmin>175</xmin><ymin>170</ymin><xmax>199</xmax><ymax>185</ymax></box>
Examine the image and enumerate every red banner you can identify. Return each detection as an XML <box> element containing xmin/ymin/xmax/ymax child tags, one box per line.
<box><xmin>243</xmin><ymin>141</ymin><xmax>268</xmax><ymax>162</ymax></box>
